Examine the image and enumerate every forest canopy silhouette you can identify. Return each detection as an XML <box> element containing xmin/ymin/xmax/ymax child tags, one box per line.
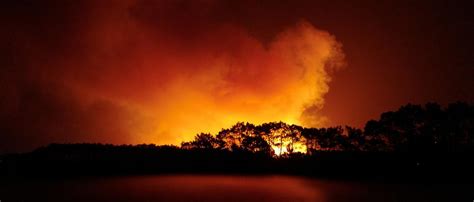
<box><xmin>181</xmin><ymin>102</ymin><xmax>474</xmax><ymax>155</ymax></box>
<box><xmin>3</xmin><ymin>101</ymin><xmax>473</xmax><ymax>155</ymax></box>
<box><xmin>1</xmin><ymin>102</ymin><xmax>474</xmax><ymax>181</ymax></box>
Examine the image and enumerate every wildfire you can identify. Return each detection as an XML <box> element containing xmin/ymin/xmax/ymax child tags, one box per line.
<box><xmin>1</xmin><ymin>0</ymin><xmax>346</xmax><ymax>149</ymax></box>
<box><xmin>271</xmin><ymin>141</ymin><xmax>307</xmax><ymax>156</ymax></box>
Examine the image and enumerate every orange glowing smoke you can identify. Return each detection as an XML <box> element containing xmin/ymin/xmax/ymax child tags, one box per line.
<box><xmin>0</xmin><ymin>1</ymin><xmax>345</xmax><ymax>150</ymax></box>
<box><xmin>67</xmin><ymin>21</ymin><xmax>345</xmax><ymax>145</ymax></box>
<box><xmin>113</xmin><ymin>21</ymin><xmax>344</xmax><ymax>145</ymax></box>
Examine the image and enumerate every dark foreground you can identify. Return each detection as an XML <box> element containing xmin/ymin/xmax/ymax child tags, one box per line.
<box><xmin>2</xmin><ymin>144</ymin><xmax>474</xmax><ymax>201</ymax></box>
<box><xmin>1</xmin><ymin>175</ymin><xmax>473</xmax><ymax>202</ymax></box>
<box><xmin>2</xmin><ymin>144</ymin><xmax>474</xmax><ymax>183</ymax></box>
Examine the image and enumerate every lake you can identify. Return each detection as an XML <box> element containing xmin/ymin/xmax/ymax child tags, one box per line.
<box><xmin>0</xmin><ymin>175</ymin><xmax>471</xmax><ymax>201</ymax></box>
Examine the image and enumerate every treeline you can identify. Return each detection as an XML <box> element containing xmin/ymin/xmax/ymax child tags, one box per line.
<box><xmin>182</xmin><ymin>102</ymin><xmax>474</xmax><ymax>155</ymax></box>
<box><xmin>1</xmin><ymin>102</ymin><xmax>473</xmax><ymax>180</ymax></box>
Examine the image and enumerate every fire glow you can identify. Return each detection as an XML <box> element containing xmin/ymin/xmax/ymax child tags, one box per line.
<box><xmin>0</xmin><ymin>1</ymin><xmax>345</xmax><ymax>149</ymax></box>
<box><xmin>66</xmin><ymin>20</ymin><xmax>345</xmax><ymax>146</ymax></box>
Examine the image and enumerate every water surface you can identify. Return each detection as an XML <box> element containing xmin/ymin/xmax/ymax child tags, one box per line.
<box><xmin>1</xmin><ymin>175</ymin><xmax>471</xmax><ymax>201</ymax></box>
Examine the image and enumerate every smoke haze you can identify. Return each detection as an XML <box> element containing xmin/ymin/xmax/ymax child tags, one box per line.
<box><xmin>0</xmin><ymin>0</ymin><xmax>344</xmax><ymax>152</ymax></box>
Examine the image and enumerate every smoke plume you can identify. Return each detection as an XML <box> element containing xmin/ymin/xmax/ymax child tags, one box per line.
<box><xmin>0</xmin><ymin>0</ymin><xmax>345</xmax><ymax>152</ymax></box>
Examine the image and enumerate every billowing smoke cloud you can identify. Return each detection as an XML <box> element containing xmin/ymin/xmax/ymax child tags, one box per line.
<box><xmin>0</xmin><ymin>0</ymin><xmax>344</xmax><ymax>152</ymax></box>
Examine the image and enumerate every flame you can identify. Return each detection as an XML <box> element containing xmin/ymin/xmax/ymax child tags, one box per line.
<box><xmin>272</xmin><ymin>141</ymin><xmax>307</xmax><ymax>156</ymax></box>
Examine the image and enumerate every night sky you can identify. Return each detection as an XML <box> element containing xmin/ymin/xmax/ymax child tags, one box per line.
<box><xmin>1</xmin><ymin>0</ymin><xmax>473</xmax><ymax>152</ymax></box>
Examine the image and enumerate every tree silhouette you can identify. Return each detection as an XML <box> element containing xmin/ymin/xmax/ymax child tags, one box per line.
<box><xmin>345</xmin><ymin>126</ymin><xmax>364</xmax><ymax>151</ymax></box>
<box><xmin>179</xmin><ymin>102</ymin><xmax>474</xmax><ymax>155</ymax></box>
<box><xmin>241</xmin><ymin>134</ymin><xmax>272</xmax><ymax>155</ymax></box>
<box><xmin>3</xmin><ymin>102</ymin><xmax>474</xmax><ymax>180</ymax></box>
<box><xmin>183</xmin><ymin>133</ymin><xmax>222</xmax><ymax>149</ymax></box>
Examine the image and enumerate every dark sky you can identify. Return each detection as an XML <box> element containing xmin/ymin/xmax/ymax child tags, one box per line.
<box><xmin>1</xmin><ymin>0</ymin><xmax>473</xmax><ymax>152</ymax></box>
